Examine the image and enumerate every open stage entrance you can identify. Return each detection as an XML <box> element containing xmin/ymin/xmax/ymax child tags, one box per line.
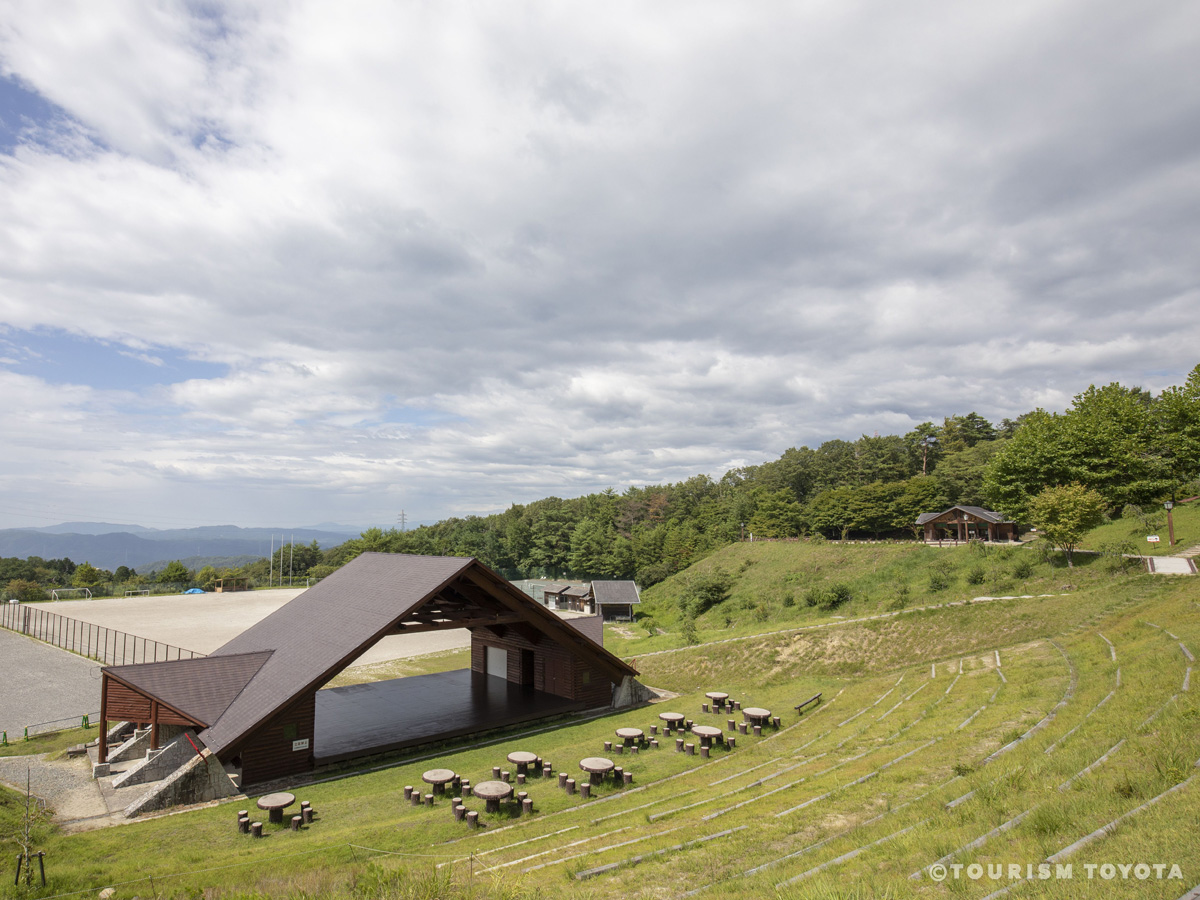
<box><xmin>313</xmin><ymin>669</ymin><xmax>583</xmax><ymax>764</ymax></box>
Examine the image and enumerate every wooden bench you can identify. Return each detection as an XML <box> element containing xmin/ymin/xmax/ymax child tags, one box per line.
<box><xmin>794</xmin><ymin>692</ymin><xmax>822</xmax><ymax>715</ymax></box>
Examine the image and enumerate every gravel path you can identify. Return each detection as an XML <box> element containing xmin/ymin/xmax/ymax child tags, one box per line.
<box><xmin>0</xmin><ymin>752</ymin><xmax>107</xmax><ymax>822</ymax></box>
<box><xmin>0</xmin><ymin>628</ymin><xmax>101</xmax><ymax>735</ymax></box>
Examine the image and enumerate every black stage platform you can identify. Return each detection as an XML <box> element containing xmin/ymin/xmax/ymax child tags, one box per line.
<box><xmin>313</xmin><ymin>669</ymin><xmax>585</xmax><ymax>763</ymax></box>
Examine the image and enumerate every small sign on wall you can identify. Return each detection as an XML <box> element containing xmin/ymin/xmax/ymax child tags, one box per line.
<box><xmin>292</xmin><ymin>738</ymin><xmax>310</xmax><ymax>751</ymax></box>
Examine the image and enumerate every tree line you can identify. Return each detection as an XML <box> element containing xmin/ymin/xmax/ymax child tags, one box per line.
<box><xmin>4</xmin><ymin>365</ymin><xmax>1196</xmax><ymax>599</ymax></box>
<box><xmin>319</xmin><ymin>364</ymin><xmax>1200</xmax><ymax>586</ymax></box>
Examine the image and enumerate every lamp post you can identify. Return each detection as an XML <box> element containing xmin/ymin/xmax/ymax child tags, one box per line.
<box><xmin>1164</xmin><ymin>499</ymin><xmax>1175</xmax><ymax>548</ymax></box>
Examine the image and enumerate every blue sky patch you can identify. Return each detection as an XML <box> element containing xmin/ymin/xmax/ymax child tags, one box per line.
<box><xmin>0</xmin><ymin>75</ymin><xmax>68</xmax><ymax>154</ymax></box>
<box><xmin>1</xmin><ymin>328</ymin><xmax>226</xmax><ymax>392</ymax></box>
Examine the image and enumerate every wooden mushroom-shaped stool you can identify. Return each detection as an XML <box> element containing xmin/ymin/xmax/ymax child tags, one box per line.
<box><xmin>616</xmin><ymin>727</ymin><xmax>644</xmax><ymax>747</ymax></box>
<box><xmin>691</xmin><ymin>724</ymin><xmax>724</xmax><ymax>749</ymax></box>
<box><xmin>658</xmin><ymin>712</ymin><xmax>685</xmax><ymax>734</ymax></box>
<box><xmin>472</xmin><ymin>780</ymin><xmax>513</xmax><ymax>814</ymax></box>
<box><xmin>705</xmin><ymin>691</ymin><xmax>729</xmax><ymax>711</ymax></box>
<box><xmin>506</xmin><ymin>750</ymin><xmax>538</xmax><ymax>777</ymax></box>
<box><xmin>578</xmin><ymin>756</ymin><xmax>615</xmax><ymax>786</ymax></box>
<box><xmin>256</xmin><ymin>792</ymin><xmax>296</xmax><ymax>825</ymax></box>
<box><xmin>742</xmin><ymin>707</ymin><xmax>772</xmax><ymax>728</ymax></box>
<box><xmin>422</xmin><ymin>768</ymin><xmax>457</xmax><ymax>796</ymax></box>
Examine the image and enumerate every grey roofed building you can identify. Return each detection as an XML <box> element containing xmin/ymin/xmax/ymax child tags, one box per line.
<box><xmin>591</xmin><ymin>580</ymin><xmax>641</xmax><ymax>621</ymax></box>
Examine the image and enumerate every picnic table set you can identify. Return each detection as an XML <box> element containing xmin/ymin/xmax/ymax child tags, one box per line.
<box><xmin>342</xmin><ymin>686</ymin><xmax>808</xmax><ymax>832</ymax></box>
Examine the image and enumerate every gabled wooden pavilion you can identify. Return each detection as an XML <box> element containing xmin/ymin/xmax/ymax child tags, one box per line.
<box><xmin>916</xmin><ymin>506</ymin><xmax>1021</xmax><ymax>543</ymax></box>
<box><xmin>99</xmin><ymin>553</ymin><xmax>639</xmax><ymax>786</ymax></box>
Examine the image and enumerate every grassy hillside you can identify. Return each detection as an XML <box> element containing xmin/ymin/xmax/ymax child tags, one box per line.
<box><xmin>1</xmin><ymin>540</ymin><xmax>1196</xmax><ymax>900</ymax></box>
<box><xmin>603</xmin><ymin>538</ymin><xmax>1127</xmax><ymax>659</ymax></box>
<box><xmin>1075</xmin><ymin>497</ymin><xmax>1200</xmax><ymax>556</ymax></box>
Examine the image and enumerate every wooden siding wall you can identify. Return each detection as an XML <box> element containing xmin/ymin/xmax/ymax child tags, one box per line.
<box><xmin>103</xmin><ymin>679</ymin><xmax>197</xmax><ymax>726</ymax></box>
<box><xmin>233</xmin><ymin>692</ymin><xmax>316</xmax><ymax>787</ymax></box>
<box><xmin>471</xmin><ymin>629</ymin><xmax>613</xmax><ymax>707</ymax></box>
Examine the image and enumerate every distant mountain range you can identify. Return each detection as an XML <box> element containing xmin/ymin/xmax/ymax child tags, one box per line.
<box><xmin>0</xmin><ymin>523</ymin><xmax>363</xmax><ymax>571</ymax></box>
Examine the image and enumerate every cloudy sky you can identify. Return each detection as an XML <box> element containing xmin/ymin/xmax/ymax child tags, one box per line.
<box><xmin>0</xmin><ymin>1</ymin><xmax>1197</xmax><ymax>531</ymax></box>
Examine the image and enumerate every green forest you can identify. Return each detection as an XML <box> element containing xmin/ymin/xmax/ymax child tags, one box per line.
<box><xmin>315</xmin><ymin>364</ymin><xmax>1200</xmax><ymax>586</ymax></box>
<box><xmin>4</xmin><ymin>365</ymin><xmax>1198</xmax><ymax>597</ymax></box>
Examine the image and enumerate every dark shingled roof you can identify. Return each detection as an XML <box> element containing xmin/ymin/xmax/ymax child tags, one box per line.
<box><xmin>916</xmin><ymin>506</ymin><xmax>1012</xmax><ymax>525</ymax></box>
<box><xmin>592</xmin><ymin>580</ymin><xmax>641</xmax><ymax>605</ymax></box>
<box><xmin>196</xmin><ymin>553</ymin><xmax>637</xmax><ymax>757</ymax></box>
<box><xmin>104</xmin><ymin>651</ymin><xmax>273</xmax><ymax>727</ymax></box>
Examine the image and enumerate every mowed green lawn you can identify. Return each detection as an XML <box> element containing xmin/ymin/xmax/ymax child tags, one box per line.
<box><xmin>2</xmin><ymin>544</ymin><xmax>1198</xmax><ymax>900</ymax></box>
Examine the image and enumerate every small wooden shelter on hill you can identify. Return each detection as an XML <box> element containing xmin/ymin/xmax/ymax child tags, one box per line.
<box><xmin>591</xmin><ymin>580</ymin><xmax>642</xmax><ymax>620</ymax></box>
<box><xmin>98</xmin><ymin>553</ymin><xmax>640</xmax><ymax>787</ymax></box>
<box><xmin>916</xmin><ymin>506</ymin><xmax>1021</xmax><ymax>543</ymax></box>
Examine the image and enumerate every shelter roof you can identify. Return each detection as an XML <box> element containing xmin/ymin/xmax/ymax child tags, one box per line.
<box><xmin>916</xmin><ymin>506</ymin><xmax>1012</xmax><ymax>525</ymax></box>
<box><xmin>103</xmin><ymin>651</ymin><xmax>272</xmax><ymax>727</ymax></box>
<box><xmin>562</xmin><ymin>584</ymin><xmax>591</xmax><ymax>598</ymax></box>
<box><xmin>592</xmin><ymin>580</ymin><xmax>641</xmax><ymax>605</ymax></box>
<box><xmin>196</xmin><ymin>553</ymin><xmax>637</xmax><ymax>757</ymax></box>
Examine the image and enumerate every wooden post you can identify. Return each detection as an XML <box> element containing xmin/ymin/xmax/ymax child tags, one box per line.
<box><xmin>150</xmin><ymin>700</ymin><xmax>159</xmax><ymax>750</ymax></box>
<box><xmin>98</xmin><ymin>674</ymin><xmax>109</xmax><ymax>763</ymax></box>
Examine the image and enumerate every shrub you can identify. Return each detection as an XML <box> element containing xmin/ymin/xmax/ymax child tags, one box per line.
<box><xmin>1012</xmin><ymin>558</ymin><xmax>1034</xmax><ymax>579</ymax></box>
<box><xmin>5</xmin><ymin>579</ymin><xmax>47</xmax><ymax>602</ymax></box>
<box><xmin>753</xmin><ymin>602</ymin><xmax>770</xmax><ymax>622</ymax></box>
<box><xmin>639</xmin><ymin>616</ymin><xmax>659</xmax><ymax>637</ymax></box>
<box><xmin>680</xmin><ymin>615</ymin><xmax>699</xmax><ymax>645</ymax></box>
<box><xmin>965</xmin><ymin>565</ymin><xmax>986</xmax><ymax>585</ymax></box>
<box><xmin>781</xmin><ymin>591</ymin><xmax>795</xmax><ymax>608</ymax></box>
<box><xmin>809</xmin><ymin>583</ymin><xmax>852</xmax><ymax>610</ymax></box>
<box><xmin>1098</xmin><ymin>541</ymin><xmax>1142</xmax><ymax>575</ymax></box>
<box><xmin>680</xmin><ymin>569</ymin><xmax>733</xmax><ymax>616</ymax></box>
<box><xmin>306</xmin><ymin>564</ymin><xmax>340</xmax><ymax>582</ymax></box>
<box><xmin>928</xmin><ymin>571</ymin><xmax>950</xmax><ymax>592</ymax></box>
<box><xmin>828</xmin><ymin>583</ymin><xmax>852</xmax><ymax>607</ymax></box>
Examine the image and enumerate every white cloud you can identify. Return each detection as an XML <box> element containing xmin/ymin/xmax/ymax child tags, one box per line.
<box><xmin>0</xmin><ymin>0</ymin><xmax>1197</xmax><ymax>528</ymax></box>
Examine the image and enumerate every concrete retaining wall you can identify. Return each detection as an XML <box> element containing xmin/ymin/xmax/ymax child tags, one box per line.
<box><xmin>123</xmin><ymin>749</ymin><xmax>240</xmax><ymax>818</ymax></box>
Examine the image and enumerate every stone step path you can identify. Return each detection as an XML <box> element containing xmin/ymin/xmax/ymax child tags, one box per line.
<box><xmin>1148</xmin><ymin>556</ymin><xmax>1197</xmax><ymax>575</ymax></box>
<box><xmin>1175</xmin><ymin>543</ymin><xmax>1200</xmax><ymax>558</ymax></box>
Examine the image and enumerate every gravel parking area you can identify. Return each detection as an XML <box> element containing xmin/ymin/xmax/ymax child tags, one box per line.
<box><xmin>0</xmin><ymin>627</ymin><xmax>101</xmax><ymax>735</ymax></box>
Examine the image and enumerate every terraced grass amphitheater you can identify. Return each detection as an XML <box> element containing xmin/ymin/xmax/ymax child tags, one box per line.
<box><xmin>2</xmin><ymin>540</ymin><xmax>1198</xmax><ymax>900</ymax></box>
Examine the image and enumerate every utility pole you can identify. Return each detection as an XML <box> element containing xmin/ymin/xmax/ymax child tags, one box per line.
<box><xmin>269</xmin><ymin>534</ymin><xmax>274</xmax><ymax>588</ymax></box>
<box><xmin>289</xmin><ymin>534</ymin><xmax>294</xmax><ymax>587</ymax></box>
<box><xmin>1165</xmin><ymin>498</ymin><xmax>1176</xmax><ymax>547</ymax></box>
<box><xmin>397</xmin><ymin>510</ymin><xmax>407</xmax><ymax>532</ymax></box>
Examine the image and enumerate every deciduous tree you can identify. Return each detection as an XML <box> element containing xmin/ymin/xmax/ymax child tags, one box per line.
<box><xmin>1027</xmin><ymin>483</ymin><xmax>1107</xmax><ymax>567</ymax></box>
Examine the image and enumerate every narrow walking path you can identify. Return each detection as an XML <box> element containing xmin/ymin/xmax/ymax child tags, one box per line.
<box><xmin>1148</xmin><ymin>556</ymin><xmax>1197</xmax><ymax>575</ymax></box>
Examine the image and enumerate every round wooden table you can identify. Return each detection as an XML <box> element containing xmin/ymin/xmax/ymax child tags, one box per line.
<box><xmin>579</xmin><ymin>756</ymin><xmax>615</xmax><ymax>785</ymax></box>
<box><xmin>615</xmin><ymin>727</ymin><xmax>644</xmax><ymax>747</ymax></box>
<box><xmin>742</xmin><ymin>707</ymin><xmax>772</xmax><ymax>726</ymax></box>
<box><xmin>691</xmin><ymin>724</ymin><xmax>724</xmax><ymax>748</ymax></box>
<box><xmin>658</xmin><ymin>712</ymin><xmax>686</xmax><ymax>730</ymax></box>
<box><xmin>506</xmin><ymin>751</ymin><xmax>538</xmax><ymax>775</ymax></box>
<box><xmin>705</xmin><ymin>691</ymin><xmax>729</xmax><ymax>709</ymax></box>
<box><xmin>256</xmin><ymin>791</ymin><xmax>295</xmax><ymax>824</ymax></box>
<box><xmin>422</xmin><ymin>768</ymin><xmax>457</xmax><ymax>794</ymax></box>
<box><xmin>472</xmin><ymin>780</ymin><xmax>513</xmax><ymax>813</ymax></box>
